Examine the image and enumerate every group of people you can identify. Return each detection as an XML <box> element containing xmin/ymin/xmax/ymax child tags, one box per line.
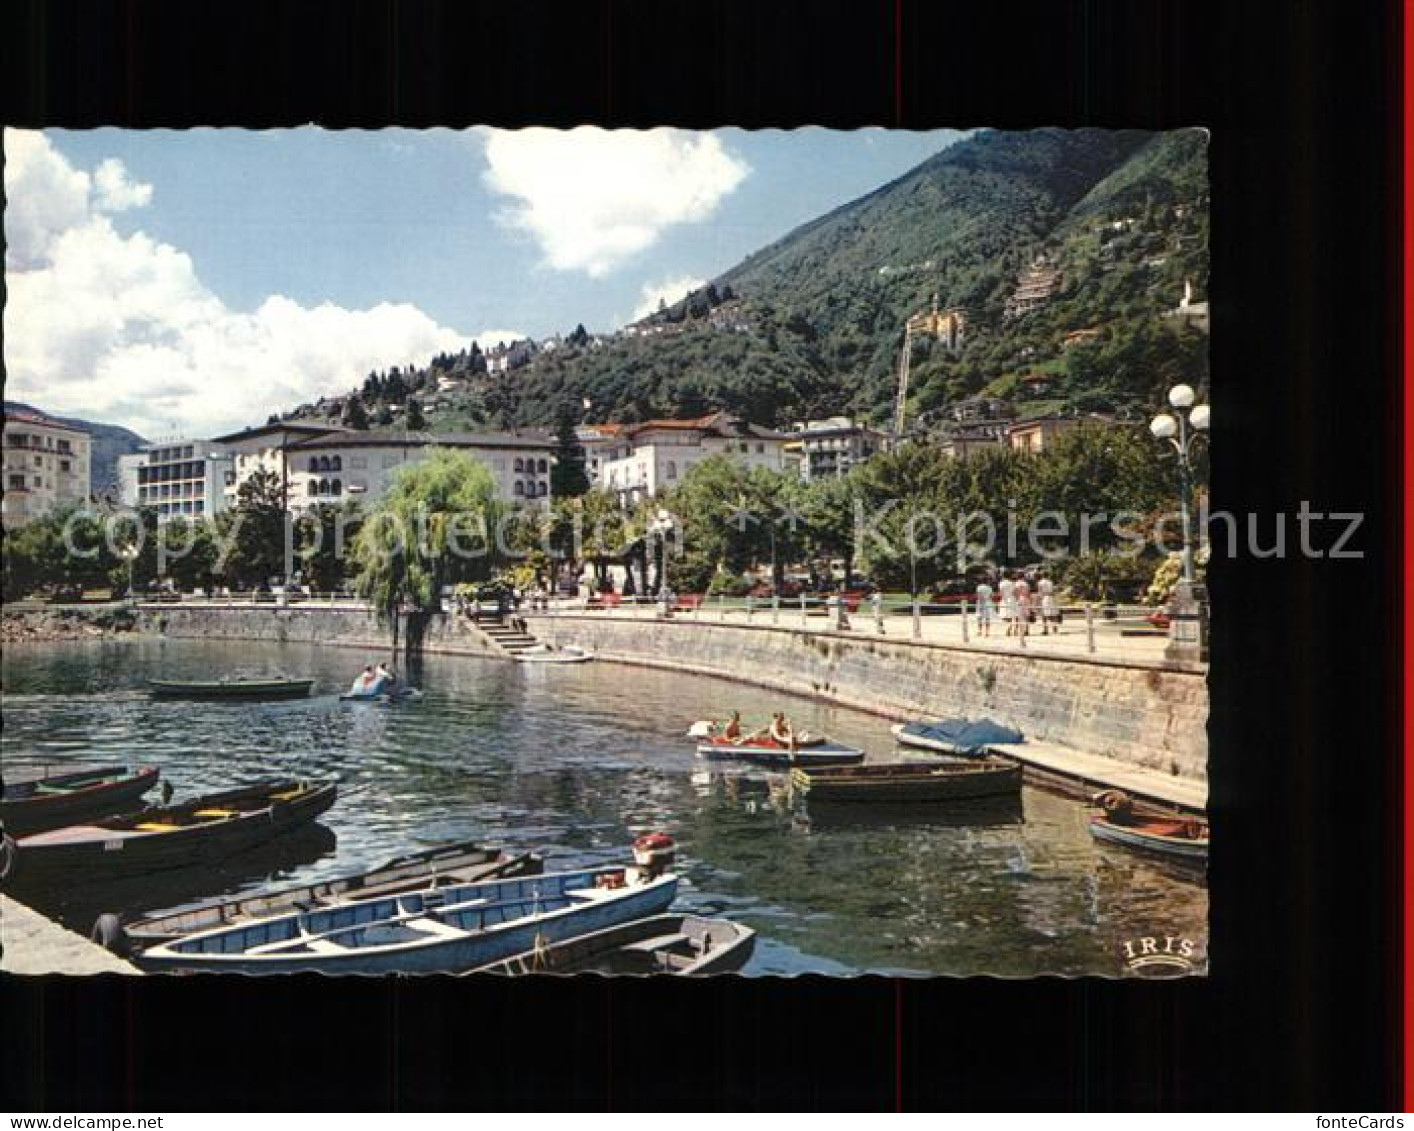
<box><xmin>973</xmin><ymin>573</ymin><xmax>1060</xmax><ymax>638</ymax></box>
<box><xmin>348</xmin><ymin>662</ymin><xmax>398</xmax><ymax>697</ymax></box>
<box><xmin>718</xmin><ymin>710</ymin><xmax>799</xmax><ymax>750</ymax></box>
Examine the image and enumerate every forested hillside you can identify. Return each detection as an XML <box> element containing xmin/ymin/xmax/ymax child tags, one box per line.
<box><xmin>287</xmin><ymin>127</ymin><xmax>1209</xmax><ymax>434</ymax></box>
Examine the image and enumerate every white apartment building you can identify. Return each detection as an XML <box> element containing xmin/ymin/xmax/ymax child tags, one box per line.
<box><xmin>283</xmin><ymin>430</ymin><xmax>557</xmax><ymax>512</ymax></box>
<box><xmin>592</xmin><ymin>412</ymin><xmax>789</xmax><ymax>505</ymax></box>
<box><xmin>117</xmin><ymin>440</ymin><xmax>234</xmax><ymax>522</ymax></box>
<box><xmin>788</xmin><ymin>416</ymin><xmax>888</xmax><ymax>482</ymax></box>
<box><xmin>2</xmin><ymin>408</ymin><xmax>92</xmax><ymax>526</ymax></box>
<box><xmin>211</xmin><ymin>421</ymin><xmax>354</xmax><ymax>507</ymax></box>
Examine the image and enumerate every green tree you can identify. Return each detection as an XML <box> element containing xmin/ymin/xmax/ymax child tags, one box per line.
<box><xmin>405</xmin><ymin>398</ymin><xmax>427</xmax><ymax>431</ymax></box>
<box><xmin>296</xmin><ymin>501</ymin><xmax>362</xmax><ymax>592</ymax></box>
<box><xmin>549</xmin><ymin>406</ymin><xmax>590</xmax><ymax>498</ymax></box>
<box><xmin>351</xmin><ymin>449</ymin><xmax>505</xmax><ymax>656</ymax></box>
<box><xmin>342</xmin><ymin>397</ymin><xmax>370</xmax><ymax>430</ymax></box>
<box><xmin>227</xmin><ymin>468</ymin><xmax>288</xmax><ymax>588</ymax></box>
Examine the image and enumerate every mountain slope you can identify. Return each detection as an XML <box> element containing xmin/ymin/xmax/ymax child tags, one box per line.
<box><xmin>291</xmin><ymin>127</ymin><xmax>1209</xmax><ymax>434</ymax></box>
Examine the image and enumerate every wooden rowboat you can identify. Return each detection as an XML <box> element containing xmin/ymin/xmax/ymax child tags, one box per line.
<box><xmin>108</xmin><ymin>841</ymin><xmax>543</xmax><ymax>953</ymax></box>
<box><xmin>475</xmin><ymin>913</ymin><xmax>756</xmax><ymax>976</ymax></box>
<box><xmin>1088</xmin><ymin>812</ymin><xmax>1209</xmax><ymax>863</ymax></box>
<box><xmin>137</xmin><ymin>866</ymin><xmax>679</xmax><ymax>975</ymax></box>
<box><xmin>7</xmin><ymin>779</ymin><xmax>338</xmax><ymax>888</ymax></box>
<box><xmin>695</xmin><ymin>736</ymin><xmax>865</xmax><ymax>767</ymax></box>
<box><xmin>1</xmin><ymin>764</ymin><xmax>160</xmax><ymax>836</ymax></box>
<box><xmin>790</xmin><ymin>758</ymin><xmax>1022</xmax><ymax>803</ymax></box>
<box><xmin>149</xmin><ymin>677</ymin><xmax>315</xmax><ymax>700</ymax></box>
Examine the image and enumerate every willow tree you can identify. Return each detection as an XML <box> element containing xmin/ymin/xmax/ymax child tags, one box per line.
<box><xmin>351</xmin><ymin>449</ymin><xmax>505</xmax><ymax>657</ymax></box>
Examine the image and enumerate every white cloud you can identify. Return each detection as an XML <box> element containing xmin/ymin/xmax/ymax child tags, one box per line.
<box><xmin>632</xmin><ymin>275</ymin><xmax>706</xmax><ymax>322</ymax></box>
<box><xmin>3</xmin><ymin>131</ymin><xmax>479</xmax><ymax>439</ymax></box>
<box><xmin>472</xmin><ymin>329</ymin><xmax>526</xmax><ymax>351</ymax></box>
<box><xmin>481</xmin><ymin>127</ymin><xmax>748</xmax><ymax>277</ymax></box>
<box><xmin>92</xmin><ymin>157</ymin><xmax>153</xmax><ymax>212</ymax></box>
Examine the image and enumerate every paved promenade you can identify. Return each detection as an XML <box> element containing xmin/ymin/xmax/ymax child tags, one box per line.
<box><xmin>1</xmin><ymin>895</ymin><xmax>138</xmax><ymax>975</ymax></box>
<box><xmin>539</xmin><ymin>599</ymin><xmax>1186</xmax><ymax>670</ymax></box>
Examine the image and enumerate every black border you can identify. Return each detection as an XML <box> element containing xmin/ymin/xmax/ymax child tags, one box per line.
<box><xmin>0</xmin><ymin>0</ymin><xmax>1404</xmax><ymax>1110</ymax></box>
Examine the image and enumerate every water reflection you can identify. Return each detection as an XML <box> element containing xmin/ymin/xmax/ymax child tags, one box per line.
<box><xmin>1</xmin><ymin>638</ymin><xmax>1208</xmax><ymax>975</ymax></box>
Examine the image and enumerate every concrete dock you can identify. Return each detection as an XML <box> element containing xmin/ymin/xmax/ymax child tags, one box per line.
<box><xmin>1</xmin><ymin>894</ymin><xmax>139</xmax><ymax>975</ymax></box>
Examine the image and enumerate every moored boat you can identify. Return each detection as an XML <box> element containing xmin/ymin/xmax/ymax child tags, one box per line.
<box><xmin>1</xmin><ymin>764</ymin><xmax>160</xmax><ymax>836</ymax></box>
<box><xmin>695</xmin><ymin>735</ymin><xmax>865</xmax><ymax>767</ymax></box>
<box><xmin>137</xmin><ymin>865</ymin><xmax>679</xmax><ymax>975</ymax></box>
<box><xmin>1086</xmin><ymin>790</ymin><xmax>1208</xmax><ymax>863</ymax></box>
<box><xmin>339</xmin><ymin>686</ymin><xmax>423</xmax><ymax>702</ymax></box>
<box><xmin>513</xmin><ymin>645</ymin><xmax>594</xmax><ymax>664</ymax></box>
<box><xmin>890</xmin><ymin>718</ymin><xmax>1024</xmax><ymax>757</ymax></box>
<box><xmin>149</xmin><ymin>677</ymin><xmax>316</xmax><ymax>700</ymax></box>
<box><xmin>105</xmin><ymin>841</ymin><xmax>544</xmax><ymax>954</ymax></box>
<box><xmin>790</xmin><ymin>758</ymin><xmax>1022</xmax><ymax>803</ymax></box>
<box><xmin>474</xmin><ymin>913</ymin><xmax>755</xmax><ymax>976</ymax></box>
<box><xmin>7</xmin><ymin>779</ymin><xmax>338</xmax><ymax>888</ymax></box>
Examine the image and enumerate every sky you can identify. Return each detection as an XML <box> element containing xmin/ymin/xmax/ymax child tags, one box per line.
<box><xmin>4</xmin><ymin>127</ymin><xmax>962</xmax><ymax>440</ymax></box>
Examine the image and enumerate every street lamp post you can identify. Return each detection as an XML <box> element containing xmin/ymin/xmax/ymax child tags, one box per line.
<box><xmin>1150</xmin><ymin>384</ymin><xmax>1210</xmax><ymax>662</ymax></box>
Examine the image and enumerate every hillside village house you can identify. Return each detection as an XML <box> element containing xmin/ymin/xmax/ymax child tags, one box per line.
<box><xmin>585</xmin><ymin>412</ymin><xmax>790</xmax><ymax>505</ymax></box>
<box><xmin>788</xmin><ymin>417</ymin><xmax>888</xmax><ymax>481</ymax></box>
<box><xmin>117</xmin><ymin>440</ymin><xmax>234</xmax><ymax>522</ymax></box>
<box><xmin>1004</xmin><ymin>413</ymin><xmax>1114</xmax><ymax>454</ymax></box>
<box><xmin>283</xmin><ymin>430</ymin><xmax>555</xmax><ymax>512</ymax></box>
<box><xmin>2</xmin><ymin>408</ymin><xmax>92</xmax><ymax>526</ymax></box>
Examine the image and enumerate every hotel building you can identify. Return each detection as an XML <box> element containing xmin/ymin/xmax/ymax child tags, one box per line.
<box><xmin>2</xmin><ymin>408</ymin><xmax>92</xmax><ymax>527</ymax></box>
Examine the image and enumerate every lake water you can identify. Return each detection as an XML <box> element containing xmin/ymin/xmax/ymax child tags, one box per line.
<box><xmin>1</xmin><ymin>638</ymin><xmax>1208</xmax><ymax>976</ymax></box>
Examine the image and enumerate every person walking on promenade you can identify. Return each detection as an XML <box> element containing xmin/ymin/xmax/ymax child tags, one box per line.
<box><xmin>871</xmin><ymin>590</ymin><xmax>886</xmax><ymax>634</ymax></box>
<box><xmin>974</xmin><ymin>579</ymin><xmax>994</xmax><ymax>637</ymax></box>
<box><xmin>1015</xmin><ymin>579</ymin><xmax>1032</xmax><ymax>638</ymax></box>
<box><xmin>998</xmin><ymin>574</ymin><xmax>1018</xmax><ymax>636</ymax></box>
<box><xmin>1038</xmin><ymin>576</ymin><xmax>1059</xmax><ymax>635</ymax></box>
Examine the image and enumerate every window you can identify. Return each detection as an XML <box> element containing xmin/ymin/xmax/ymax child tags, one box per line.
<box><xmin>330</xmin><ymin>456</ymin><xmax>342</xmax><ymax>472</ymax></box>
<box><xmin>33</xmin><ymin>455</ymin><xmax>42</xmax><ymax>467</ymax></box>
<box><xmin>195</xmin><ymin>501</ymin><xmax>204</xmax><ymax>514</ymax></box>
<box><xmin>756</xmin><ymin>443</ymin><xmax>765</xmax><ymax>454</ymax></box>
<box><xmin>349</xmin><ymin>456</ymin><xmax>367</xmax><ymax>470</ymax></box>
<box><xmin>319</xmin><ymin>478</ymin><xmax>330</xmax><ymax>495</ymax></box>
<box><xmin>538</xmin><ymin>481</ymin><xmax>549</xmax><ymax>497</ymax></box>
<box><xmin>666</xmin><ymin>461</ymin><xmax>677</xmax><ymax>480</ymax></box>
<box><xmin>331</xmin><ymin>479</ymin><xmax>342</xmax><ymax>496</ymax></box>
<box><xmin>7</xmin><ymin>475</ymin><xmax>23</xmax><ymax>489</ymax></box>
<box><xmin>513</xmin><ymin>481</ymin><xmax>525</xmax><ymax>496</ymax></box>
<box><xmin>309</xmin><ymin>456</ymin><xmax>320</xmax><ymax>472</ymax></box>
<box><xmin>537</xmin><ymin>458</ymin><xmax>547</xmax><ymax>474</ymax></box>
<box><xmin>306</xmin><ymin>481</ymin><xmax>317</xmax><ymax>496</ymax></box>
<box><xmin>514</xmin><ymin>458</ymin><xmax>524</xmax><ymax>473</ymax></box>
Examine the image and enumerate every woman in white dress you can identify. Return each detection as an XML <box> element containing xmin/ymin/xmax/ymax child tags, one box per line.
<box><xmin>997</xmin><ymin>576</ymin><xmax>1018</xmax><ymax>636</ymax></box>
<box><xmin>1038</xmin><ymin>577</ymin><xmax>1059</xmax><ymax>634</ymax></box>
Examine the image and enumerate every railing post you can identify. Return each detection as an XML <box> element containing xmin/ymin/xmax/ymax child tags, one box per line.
<box><xmin>912</xmin><ymin>596</ymin><xmax>921</xmax><ymax>640</ymax></box>
<box><xmin>800</xmin><ymin>594</ymin><xmax>808</xmax><ymax>630</ymax></box>
<box><xmin>961</xmin><ymin>598</ymin><xmax>970</xmax><ymax>642</ymax></box>
<box><xmin>746</xmin><ymin>595</ymin><xmax>754</xmax><ymax>622</ymax></box>
<box><xmin>1086</xmin><ymin>604</ymin><xmax>1096</xmax><ymax>653</ymax></box>
<box><xmin>772</xmin><ymin>594</ymin><xmax>780</xmax><ymax>624</ymax></box>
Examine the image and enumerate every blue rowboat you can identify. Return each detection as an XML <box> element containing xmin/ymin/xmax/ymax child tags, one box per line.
<box><xmin>137</xmin><ymin>866</ymin><xmax>679</xmax><ymax>975</ymax></box>
<box><xmin>696</xmin><ymin>736</ymin><xmax>865</xmax><ymax>767</ymax></box>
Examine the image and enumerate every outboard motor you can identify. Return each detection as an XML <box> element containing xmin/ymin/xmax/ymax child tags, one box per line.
<box><xmin>632</xmin><ymin>832</ymin><xmax>677</xmax><ymax>877</ymax></box>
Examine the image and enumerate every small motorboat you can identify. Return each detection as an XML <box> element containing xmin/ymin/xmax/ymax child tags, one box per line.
<box><xmin>0</xmin><ymin>764</ymin><xmax>160</xmax><ymax>836</ymax></box>
<box><xmin>695</xmin><ymin>733</ymin><xmax>865</xmax><ymax>767</ymax></box>
<box><xmin>790</xmin><ymin>757</ymin><xmax>1022</xmax><ymax>803</ymax></box>
<box><xmin>890</xmin><ymin>718</ymin><xmax>1024</xmax><ymax>757</ymax></box>
<box><xmin>475</xmin><ymin>913</ymin><xmax>756</xmax><ymax>976</ymax></box>
<box><xmin>6</xmin><ymin>779</ymin><xmax>338</xmax><ymax>888</ymax></box>
<box><xmin>103</xmin><ymin>841</ymin><xmax>543</xmax><ymax>955</ymax></box>
<box><xmin>149</xmin><ymin>676</ymin><xmax>315</xmax><ymax>700</ymax></box>
<box><xmin>1087</xmin><ymin>790</ymin><xmax>1208</xmax><ymax>863</ymax></box>
<box><xmin>137</xmin><ymin>864</ymin><xmax>680</xmax><ymax>975</ymax></box>
<box><xmin>513</xmin><ymin>645</ymin><xmax>594</xmax><ymax>664</ymax></box>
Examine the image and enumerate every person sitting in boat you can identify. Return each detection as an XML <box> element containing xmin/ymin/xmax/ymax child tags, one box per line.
<box><xmin>349</xmin><ymin>666</ymin><xmax>375</xmax><ymax>696</ymax></box>
<box><xmin>768</xmin><ymin>712</ymin><xmax>798</xmax><ymax>751</ymax></box>
<box><xmin>373</xmin><ymin>662</ymin><xmax>397</xmax><ymax>694</ymax></box>
<box><xmin>722</xmin><ymin>711</ymin><xmax>743</xmax><ymax>743</ymax></box>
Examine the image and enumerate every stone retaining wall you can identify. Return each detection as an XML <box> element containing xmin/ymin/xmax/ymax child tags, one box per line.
<box><xmin>139</xmin><ymin>605</ymin><xmax>1206</xmax><ymax>782</ymax></box>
